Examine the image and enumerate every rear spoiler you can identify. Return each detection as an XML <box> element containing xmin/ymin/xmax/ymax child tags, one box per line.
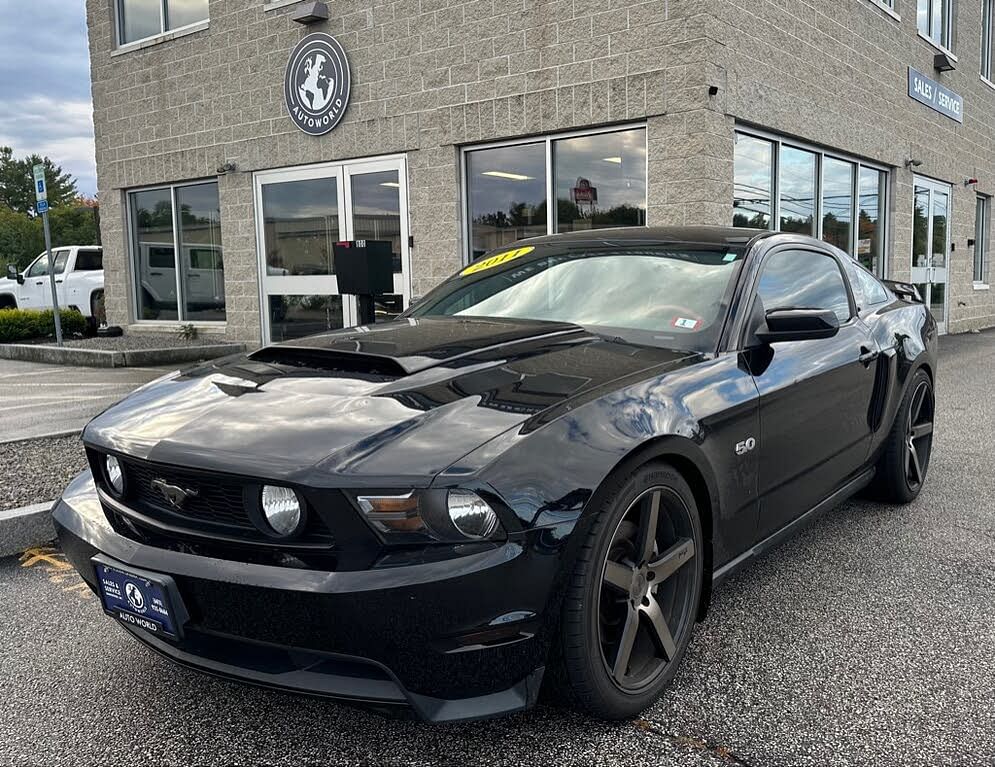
<box><xmin>881</xmin><ymin>279</ymin><xmax>922</xmax><ymax>303</ymax></box>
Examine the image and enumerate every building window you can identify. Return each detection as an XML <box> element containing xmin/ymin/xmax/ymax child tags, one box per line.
<box><xmin>732</xmin><ymin>130</ymin><xmax>890</xmax><ymax>276</ymax></box>
<box><xmin>983</xmin><ymin>0</ymin><xmax>995</xmax><ymax>79</ymax></box>
<box><xmin>117</xmin><ymin>0</ymin><xmax>208</xmax><ymax>45</ymax></box>
<box><xmin>918</xmin><ymin>0</ymin><xmax>953</xmax><ymax>49</ymax></box>
<box><xmin>463</xmin><ymin>127</ymin><xmax>646</xmax><ymax>260</ymax></box>
<box><xmin>975</xmin><ymin>195</ymin><xmax>990</xmax><ymax>283</ymax></box>
<box><xmin>128</xmin><ymin>180</ymin><xmax>225</xmax><ymax>322</ymax></box>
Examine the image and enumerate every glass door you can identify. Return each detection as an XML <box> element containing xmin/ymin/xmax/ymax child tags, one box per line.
<box><xmin>255</xmin><ymin>156</ymin><xmax>410</xmax><ymax>343</ymax></box>
<box><xmin>911</xmin><ymin>178</ymin><xmax>951</xmax><ymax>334</ymax></box>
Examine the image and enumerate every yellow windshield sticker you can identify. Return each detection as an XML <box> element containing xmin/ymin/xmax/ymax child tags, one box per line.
<box><xmin>460</xmin><ymin>246</ymin><xmax>535</xmax><ymax>276</ymax></box>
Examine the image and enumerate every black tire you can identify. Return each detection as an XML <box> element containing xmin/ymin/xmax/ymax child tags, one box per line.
<box><xmin>875</xmin><ymin>368</ymin><xmax>935</xmax><ymax>504</ymax></box>
<box><xmin>553</xmin><ymin>462</ymin><xmax>703</xmax><ymax>720</ymax></box>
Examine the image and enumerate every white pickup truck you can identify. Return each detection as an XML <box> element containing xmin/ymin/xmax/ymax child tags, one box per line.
<box><xmin>1</xmin><ymin>246</ymin><xmax>104</xmax><ymax>328</ymax></box>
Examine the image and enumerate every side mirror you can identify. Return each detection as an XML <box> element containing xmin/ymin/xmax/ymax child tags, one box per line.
<box><xmin>6</xmin><ymin>264</ymin><xmax>22</xmax><ymax>284</ymax></box>
<box><xmin>756</xmin><ymin>308</ymin><xmax>840</xmax><ymax>344</ymax></box>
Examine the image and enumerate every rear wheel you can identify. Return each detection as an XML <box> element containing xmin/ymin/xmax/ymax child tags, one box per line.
<box><xmin>875</xmin><ymin>369</ymin><xmax>935</xmax><ymax>503</ymax></box>
<box><xmin>555</xmin><ymin>463</ymin><xmax>703</xmax><ymax>719</ymax></box>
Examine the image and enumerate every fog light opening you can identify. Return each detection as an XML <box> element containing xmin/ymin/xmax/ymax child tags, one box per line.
<box><xmin>261</xmin><ymin>485</ymin><xmax>303</xmax><ymax>537</ymax></box>
<box><xmin>105</xmin><ymin>455</ymin><xmax>124</xmax><ymax>496</ymax></box>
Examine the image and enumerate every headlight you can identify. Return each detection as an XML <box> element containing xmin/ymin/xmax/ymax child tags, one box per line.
<box><xmin>104</xmin><ymin>455</ymin><xmax>124</xmax><ymax>495</ymax></box>
<box><xmin>356</xmin><ymin>489</ymin><xmax>504</xmax><ymax>543</ymax></box>
<box><xmin>260</xmin><ymin>485</ymin><xmax>303</xmax><ymax>537</ymax></box>
<box><xmin>447</xmin><ymin>490</ymin><xmax>499</xmax><ymax>539</ymax></box>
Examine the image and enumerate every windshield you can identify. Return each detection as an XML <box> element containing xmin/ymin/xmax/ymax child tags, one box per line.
<box><xmin>410</xmin><ymin>244</ymin><xmax>745</xmax><ymax>351</ymax></box>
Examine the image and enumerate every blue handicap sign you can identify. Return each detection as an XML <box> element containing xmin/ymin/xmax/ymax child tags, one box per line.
<box><xmin>37</xmin><ymin>180</ymin><xmax>45</xmax><ymax>193</ymax></box>
<box><xmin>36</xmin><ymin>200</ymin><xmax>49</xmax><ymax>213</ymax></box>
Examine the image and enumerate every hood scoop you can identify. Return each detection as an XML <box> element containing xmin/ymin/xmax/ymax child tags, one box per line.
<box><xmin>248</xmin><ymin>346</ymin><xmax>410</xmax><ymax>377</ymax></box>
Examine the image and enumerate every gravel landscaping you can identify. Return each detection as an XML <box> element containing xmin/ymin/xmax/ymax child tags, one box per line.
<box><xmin>60</xmin><ymin>332</ymin><xmax>233</xmax><ymax>351</ymax></box>
<box><xmin>0</xmin><ymin>434</ymin><xmax>88</xmax><ymax>510</ymax></box>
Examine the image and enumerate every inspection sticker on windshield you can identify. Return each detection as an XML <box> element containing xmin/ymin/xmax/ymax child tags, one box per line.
<box><xmin>461</xmin><ymin>246</ymin><xmax>535</xmax><ymax>276</ymax></box>
<box><xmin>672</xmin><ymin>317</ymin><xmax>701</xmax><ymax>331</ymax></box>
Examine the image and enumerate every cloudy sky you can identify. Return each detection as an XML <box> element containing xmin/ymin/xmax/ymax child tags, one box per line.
<box><xmin>0</xmin><ymin>0</ymin><xmax>96</xmax><ymax>197</ymax></box>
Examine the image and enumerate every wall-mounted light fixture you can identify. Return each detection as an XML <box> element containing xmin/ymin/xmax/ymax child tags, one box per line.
<box><xmin>904</xmin><ymin>158</ymin><xmax>923</xmax><ymax>169</ymax></box>
<box><xmin>933</xmin><ymin>52</ymin><xmax>956</xmax><ymax>72</ymax></box>
<box><xmin>293</xmin><ymin>1</ymin><xmax>329</xmax><ymax>24</ymax></box>
<box><xmin>965</xmin><ymin>177</ymin><xmax>979</xmax><ymax>187</ymax></box>
<box><xmin>216</xmin><ymin>161</ymin><xmax>237</xmax><ymax>174</ymax></box>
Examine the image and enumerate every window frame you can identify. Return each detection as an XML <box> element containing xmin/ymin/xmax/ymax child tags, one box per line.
<box><xmin>975</xmin><ymin>194</ymin><xmax>990</xmax><ymax>286</ymax></box>
<box><xmin>114</xmin><ymin>0</ymin><xmax>209</xmax><ymax>49</ymax></box>
<box><xmin>983</xmin><ymin>0</ymin><xmax>995</xmax><ymax>84</ymax></box>
<box><xmin>733</xmin><ymin>127</ymin><xmax>891</xmax><ymax>277</ymax></box>
<box><xmin>917</xmin><ymin>0</ymin><xmax>956</xmax><ymax>53</ymax></box>
<box><xmin>459</xmin><ymin>123</ymin><xmax>648</xmax><ymax>266</ymax></box>
<box><xmin>125</xmin><ymin>178</ymin><xmax>225</xmax><ymax>325</ymax></box>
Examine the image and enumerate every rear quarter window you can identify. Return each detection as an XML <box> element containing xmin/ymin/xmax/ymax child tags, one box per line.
<box><xmin>74</xmin><ymin>249</ymin><xmax>103</xmax><ymax>271</ymax></box>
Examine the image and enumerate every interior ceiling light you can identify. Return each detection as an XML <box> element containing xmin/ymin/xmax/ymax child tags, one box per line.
<box><xmin>481</xmin><ymin>171</ymin><xmax>533</xmax><ymax>181</ymax></box>
<box><xmin>602</xmin><ymin>156</ymin><xmax>623</xmax><ymax>164</ymax></box>
<box><xmin>380</xmin><ymin>182</ymin><xmax>400</xmax><ymax>188</ymax></box>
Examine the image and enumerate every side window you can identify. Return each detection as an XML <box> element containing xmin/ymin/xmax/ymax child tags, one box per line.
<box><xmin>53</xmin><ymin>250</ymin><xmax>70</xmax><ymax>275</ymax></box>
<box><xmin>75</xmin><ymin>250</ymin><xmax>103</xmax><ymax>271</ymax></box>
<box><xmin>148</xmin><ymin>247</ymin><xmax>175</xmax><ymax>269</ymax></box>
<box><xmin>756</xmin><ymin>249</ymin><xmax>852</xmax><ymax>322</ymax></box>
<box><xmin>25</xmin><ymin>255</ymin><xmax>49</xmax><ymax>278</ymax></box>
<box><xmin>852</xmin><ymin>264</ymin><xmax>890</xmax><ymax>308</ymax></box>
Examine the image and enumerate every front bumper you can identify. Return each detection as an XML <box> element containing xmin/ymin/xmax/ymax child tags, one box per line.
<box><xmin>54</xmin><ymin>471</ymin><xmax>560</xmax><ymax>722</ymax></box>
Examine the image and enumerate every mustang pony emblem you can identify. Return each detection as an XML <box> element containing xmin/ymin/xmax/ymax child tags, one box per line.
<box><xmin>150</xmin><ymin>478</ymin><xmax>199</xmax><ymax>509</ymax></box>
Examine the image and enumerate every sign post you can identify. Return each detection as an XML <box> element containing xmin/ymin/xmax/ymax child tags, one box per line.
<box><xmin>33</xmin><ymin>164</ymin><xmax>62</xmax><ymax>346</ymax></box>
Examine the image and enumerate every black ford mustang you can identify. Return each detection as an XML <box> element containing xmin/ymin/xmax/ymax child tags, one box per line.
<box><xmin>54</xmin><ymin>227</ymin><xmax>937</xmax><ymax>722</ymax></box>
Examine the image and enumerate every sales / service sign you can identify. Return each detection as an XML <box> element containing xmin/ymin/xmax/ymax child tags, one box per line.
<box><xmin>908</xmin><ymin>67</ymin><xmax>963</xmax><ymax>123</ymax></box>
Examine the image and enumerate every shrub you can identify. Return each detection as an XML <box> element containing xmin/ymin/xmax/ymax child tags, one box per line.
<box><xmin>0</xmin><ymin>308</ymin><xmax>86</xmax><ymax>343</ymax></box>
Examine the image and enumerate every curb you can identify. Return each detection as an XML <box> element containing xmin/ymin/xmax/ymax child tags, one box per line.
<box><xmin>0</xmin><ymin>342</ymin><xmax>245</xmax><ymax>368</ymax></box>
<box><xmin>0</xmin><ymin>428</ymin><xmax>82</xmax><ymax>446</ymax></box>
<box><xmin>0</xmin><ymin>500</ymin><xmax>56</xmax><ymax>558</ymax></box>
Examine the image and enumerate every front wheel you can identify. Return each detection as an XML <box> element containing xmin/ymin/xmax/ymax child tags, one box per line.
<box><xmin>875</xmin><ymin>369</ymin><xmax>935</xmax><ymax>503</ymax></box>
<box><xmin>554</xmin><ymin>463</ymin><xmax>703</xmax><ymax>720</ymax></box>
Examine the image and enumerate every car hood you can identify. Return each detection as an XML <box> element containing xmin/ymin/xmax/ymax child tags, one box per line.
<box><xmin>82</xmin><ymin>317</ymin><xmax>701</xmax><ymax>485</ymax></box>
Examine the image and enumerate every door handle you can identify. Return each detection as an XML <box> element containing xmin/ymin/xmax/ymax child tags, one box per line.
<box><xmin>35</xmin><ymin>280</ymin><xmax>44</xmax><ymax>285</ymax></box>
<box><xmin>150</xmin><ymin>271</ymin><xmax>163</xmax><ymax>276</ymax></box>
<box><xmin>56</xmin><ymin>279</ymin><xmax>63</xmax><ymax>284</ymax></box>
<box><xmin>859</xmin><ymin>346</ymin><xmax>879</xmax><ymax>367</ymax></box>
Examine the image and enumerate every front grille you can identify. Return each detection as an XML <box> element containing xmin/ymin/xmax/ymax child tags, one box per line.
<box><xmin>123</xmin><ymin>459</ymin><xmax>252</xmax><ymax>530</ymax></box>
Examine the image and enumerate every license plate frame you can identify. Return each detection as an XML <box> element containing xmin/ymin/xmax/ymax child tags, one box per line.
<box><xmin>92</xmin><ymin>554</ymin><xmax>188</xmax><ymax>640</ymax></box>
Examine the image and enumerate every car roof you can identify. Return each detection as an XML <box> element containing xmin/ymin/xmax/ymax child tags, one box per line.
<box><xmin>517</xmin><ymin>225</ymin><xmax>772</xmax><ymax>248</ymax></box>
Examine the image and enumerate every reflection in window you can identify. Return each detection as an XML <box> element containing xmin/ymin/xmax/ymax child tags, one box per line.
<box><xmin>176</xmin><ymin>182</ymin><xmax>225</xmax><ymax>321</ymax></box>
<box><xmin>269</xmin><ymin>295</ymin><xmax>344</xmax><ymax>342</ymax></box>
<box><xmin>757</xmin><ymin>250</ymin><xmax>851</xmax><ymax>322</ymax></box>
<box><xmin>118</xmin><ymin>0</ymin><xmax>208</xmax><ymax>45</ymax></box>
<box><xmin>553</xmin><ymin>129</ymin><xmax>646</xmax><ymax>233</ymax></box>
<box><xmin>261</xmin><ymin>178</ymin><xmax>339</xmax><ymax>276</ymax></box>
<box><xmin>918</xmin><ymin>0</ymin><xmax>952</xmax><ymax>49</ymax></box>
<box><xmin>466</xmin><ymin>143</ymin><xmax>546</xmax><ymax>260</ymax></box>
<box><xmin>857</xmin><ymin>168</ymin><xmax>885</xmax><ymax>274</ymax></box>
<box><xmin>822</xmin><ymin>158</ymin><xmax>854</xmax><ymax>255</ymax></box>
<box><xmin>351</xmin><ymin>170</ymin><xmax>403</xmax><ymax>274</ymax></box>
<box><xmin>778</xmin><ymin>147</ymin><xmax>817</xmax><ymax>235</ymax></box>
<box><xmin>732</xmin><ymin>132</ymin><xmax>889</xmax><ymax>276</ymax></box>
<box><xmin>131</xmin><ymin>187</ymin><xmax>177</xmax><ymax>320</ymax></box>
<box><xmin>129</xmin><ymin>181</ymin><xmax>223</xmax><ymax>322</ymax></box>
<box><xmin>976</xmin><ymin>196</ymin><xmax>990</xmax><ymax>283</ymax></box>
<box><xmin>984</xmin><ymin>0</ymin><xmax>995</xmax><ymax>79</ymax></box>
<box><xmin>733</xmin><ymin>134</ymin><xmax>774</xmax><ymax>229</ymax></box>
<box><xmin>913</xmin><ymin>186</ymin><xmax>930</xmax><ymax>269</ymax></box>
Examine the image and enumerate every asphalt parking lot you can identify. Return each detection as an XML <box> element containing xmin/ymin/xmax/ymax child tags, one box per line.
<box><xmin>1</xmin><ymin>331</ymin><xmax>993</xmax><ymax>765</ymax></box>
<box><xmin>0</xmin><ymin>360</ymin><xmax>169</xmax><ymax>443</ymax></box>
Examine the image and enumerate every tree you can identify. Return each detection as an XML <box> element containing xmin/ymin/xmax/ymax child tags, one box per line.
<box><xmin>0</xmin><ymin>146</ymin><xmax>79</xmax><ymax>214</ymax></box>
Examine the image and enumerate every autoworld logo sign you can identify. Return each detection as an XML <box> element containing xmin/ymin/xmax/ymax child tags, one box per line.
<box><xmin>284</xmin><ymin>33</ymin><xmax>351</xmax><ymax>136</ymax></box>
